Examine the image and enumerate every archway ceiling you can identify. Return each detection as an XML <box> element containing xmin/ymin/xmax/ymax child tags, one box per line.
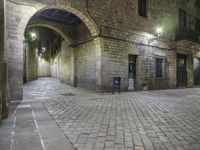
<box><xmin>35</xmin><ymin>8</ymin><xmax>83</xmax><ymax>27</ymax></box>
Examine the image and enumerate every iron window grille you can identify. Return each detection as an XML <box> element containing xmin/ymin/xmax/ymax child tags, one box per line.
<box><xmin>155</xmin><ymin>57</ymin><xmax>164</xmax><ymax>78</ymax></box>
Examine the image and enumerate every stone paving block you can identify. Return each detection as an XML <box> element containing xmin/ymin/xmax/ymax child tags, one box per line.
<box><xmin>20</xmin><ymin>78</ymin><xmax>200</xmax><ymax>150</ymax></box>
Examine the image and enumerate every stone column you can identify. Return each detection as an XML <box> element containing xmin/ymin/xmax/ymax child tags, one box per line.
<box><xmin>0</xmin><ymin>0</ymin><xmax>5</xmax><ymax>60</ymax></box>
<box><xmin>0</xmin><ymin>62</ymin><xmax>9</xmax><ymax>119</ymax></box>
<box><xmin>0</xmin><ymin>91</ymin><xmax>2</xmax><ymax>122</ymax></box>
<box><xmin>187</xmin><ymin>53</ymin><xmax>194</xmax><ymax>88</ymax></box>
<box><xmin>94</xmin><ymin>37</ymin><xmax>103</xmax><ymax>92</ymax></box>
<box><xmin>0</xmin><ymin>0</ymin><xmax>5</xmax><ymax>121</ymax></box>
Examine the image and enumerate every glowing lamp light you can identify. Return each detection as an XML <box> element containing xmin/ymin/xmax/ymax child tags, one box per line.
<box><xmin>42</xmin><ymin>47</ymin><xmax>46</xmax><ymax>53</ymax></box>
<box><xmin>156</xmin><ymin>27</ymin><xmax>163</xmax><ymax>37</ymax></box>
<box><xmin>30</xmin><ymin>32</ymin><xmax>36</xmax><ymax>41</ymax></box>
<box><xmin>146</xmin><ymin>27</ymin><xmax>163</xmax><ymax>44</ymax></box>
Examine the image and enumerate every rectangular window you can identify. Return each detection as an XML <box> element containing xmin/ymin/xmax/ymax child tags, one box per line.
<box><xmin>196</xmin><ymin>0</ymin><xmax>200</xmax><ymax>7</ymax></box>
<box><xmin>138</xmin><ymin>0</ymin><xmax>147</xmax><ymax>17</ymax></box>
<box><xmin>195</xmin><ymin>18</ymin><xmax>200</xmax><ymax>32</ymax></box>
<box><xmin>155</xmin><ymin>57</ymin><xmax>164</xmax><ymax>78</ymax></box>
<box><xmin>179</xmin><ymin>9</ymin><xmax>187</xmax><ymax>28</ymax></box>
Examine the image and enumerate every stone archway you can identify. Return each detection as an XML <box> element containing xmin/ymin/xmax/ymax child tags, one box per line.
<box><xmin>27</xmin><ymin>19</ymin><xmax>74</xmax><ymax>44</ymax></box>
<box><xmin>6</xmin><ymin>1</ymin><xmax>100</xmax><ymax>100</ymax></box>
<box><xmin>17</xmin><ymin>3</ymin><xmax>99</xmax><ymax>40</ymax></box>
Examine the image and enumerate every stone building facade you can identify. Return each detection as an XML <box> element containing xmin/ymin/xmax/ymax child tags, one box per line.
<box><xmin>0</xmin><ymin>0</ymin><xmax>200</xmax><ymax>107</ymax></box>
<box><xmin>0</xmin><ymin>0</ymin><xmax>9</xmax><ymax>123</ymax></box>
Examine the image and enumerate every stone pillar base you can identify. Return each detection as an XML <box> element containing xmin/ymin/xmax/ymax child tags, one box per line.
<box><xmin>0</xmin><ymin>61</ymin><xmax>9</xmax><ymax>119</ymax></box>
<box><xmin>0</xmin><ymin>91</ymin><xmax>2</xmax><ymax>123</ymax></box>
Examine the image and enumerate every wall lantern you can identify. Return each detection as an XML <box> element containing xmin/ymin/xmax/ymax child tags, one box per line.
<box><xmin>42</xmin><ymin>47</ymin><xmax>46</xmax><ymax>53</ymax></box>
<box><xmin>147</xmin><ymin>27</ymin><xmax>163</xmax><ymax>44</ymax></box>
<box><xmin>156</xmin><ymin>27</ymin><xmax>163</xmax><ymax>37</ymax></box>
<box><xmin>30</xmin><ymin>32</ymin><xmax>37</xmax><ymax>41</ymax></box>
<box><xmin>24</xmin><ymin>32</ymin><xmax>37</xmax><ymax>43</ymax></box>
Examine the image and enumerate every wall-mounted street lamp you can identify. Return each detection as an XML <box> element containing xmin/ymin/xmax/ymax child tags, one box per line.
<box><xmin>156</xmin><ymin>27</ymin><xmax>163</xmax><ymax>37</ymax></box>
<box><xmin>38</xmin><ymin>47</ymin><xmax>46</xmax><ymax>58</ymax></box>
<box><xmin>42</xmin><ymin>47</ymin><xmax>46</xmax><ymax>53</ymax></box>
<box><xmin>30</xmin><ymin>32</ymin><xmax>37</xmax><ymax>41</ymax></box>
<box><xmin>147</xmin><ymin>27</ymin><xmax>163</xmax><ymax>44</ymax></box>
<box><xmin>24</xmin><ymin>32</ymin><xmax>37</xmax><ymax>43</ymax></box>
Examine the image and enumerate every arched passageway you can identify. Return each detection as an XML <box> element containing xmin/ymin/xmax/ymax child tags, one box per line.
<box><xmin>6</xmin><ymin>1</ymin><xmax>101</xmax><ymax>100</ymax></box>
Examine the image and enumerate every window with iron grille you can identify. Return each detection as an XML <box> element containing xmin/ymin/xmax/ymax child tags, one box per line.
<box><xmin>138</xmin><ymin>0</ymin><xmax>147</xmax><ymax>17</ymax></box>
<box><xmin>155</xmin><ymin>57</ymin><xmax>164</xmax><ymax>78</ymax></box>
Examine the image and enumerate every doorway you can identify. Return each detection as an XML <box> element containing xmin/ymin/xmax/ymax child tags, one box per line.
<box><xmin>128</xmin><ymin>55</ymin><xmax>137</xmax><ymax>90</ymax></box>
<box><xmin>194</xmin><ymin>58</ymin><xmax>200</xmax><ymax>86</ymax></box>
<box><xmin>177</xmin><ymin>54</ymin><xmax>187</xmax><ymax>87</ymax></box>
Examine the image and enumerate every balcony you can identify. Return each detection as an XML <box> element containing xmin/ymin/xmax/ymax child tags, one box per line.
<box><xmin>175</xmin><ymin>27</ymin><xmax>200</xmax><ymax>43</ymax></box>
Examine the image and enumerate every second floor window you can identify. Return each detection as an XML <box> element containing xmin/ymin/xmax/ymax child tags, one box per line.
<box><xmin>179</xmin><ymin>9</ymin><xmax>187</xmax><ymax>28</ymax></box>
<box><xmin>196</xmin><ymin>0</ymin><xmax>200</xmax><ymax>7</ymax></box>
<box><xmin>195</xmin><ymin>18</ymin><xmax>200</xmax><ymax>32</ymax></box>
<box><xmin>138</xmin><ymin>0</ymin><xmax>147</xmax><ymax>17</ymax></box>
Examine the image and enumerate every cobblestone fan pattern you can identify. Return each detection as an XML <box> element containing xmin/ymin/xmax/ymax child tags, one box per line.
<box><xmin>29</xmin><ymin>79</ymin><xmax>200</xmax><ymax>150</ymax></box>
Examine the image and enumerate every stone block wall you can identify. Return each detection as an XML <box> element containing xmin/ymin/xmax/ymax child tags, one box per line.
<box><xmin>100</xmin><ymin>22</ymin><xmax>177</xmax><ymax>91</ymax></box>
<box><xmin>101</xmin><ymin>38</ymin><xmax>129</xmax><ymax>91</ymax></box>
<box><xmin>101</xmin><ymin>36</ymin><xmax>176</xmax><ymax>91</ymax></box>
<box><xmin>24</xmin><ymin>42</ymin><xmax>38</xmax><ymax>82</ymax></box>
<box><xmin>4</xmin><ymin>0</ymin><xmax>200</xmax><ymax>99</ymax></box>
<box><xmin>54</xmin><ymin>39</ymin><xmax>97</xmax><ymax>90</ymax></box>
<box><xmin>37</xmin><ymin>58</ymin><xmax>51</xmax><ymax>77</ymax></box>
<box><xmin>47</xmin><ymin>21</ymin><xmax>97</xmax><ymax>90</ymax></box>
<box><xmin>74</xmin><ymin>40</ymin><xmax>96</xmax><ymax>90</ymax></box>
<box><xmin>57</xmin><ymin>41</ymin><xmax>74</xmax><ymax>85</ymax></box>
<box><xmin>51</xmin><ymin>57</ymin><xmax>59</xmax><ymax>78</ymax></box>
<box><xmin>74</xmin><ymin>24</ymin><xmax>93</xmax><ymax>45</ymax></box>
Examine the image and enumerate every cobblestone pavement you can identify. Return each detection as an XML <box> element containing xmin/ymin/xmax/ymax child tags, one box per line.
<box><xmin>24</xmin><ymin>78</ymin><xmax>200</xmax><ymax>150</ymax></box>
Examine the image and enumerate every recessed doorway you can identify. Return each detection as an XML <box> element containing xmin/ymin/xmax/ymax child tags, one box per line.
<box><xmin>177</xmin><ymin>54</ymin><xmax>187</xmax><ymax>87</ymax></box>
<box><xmin>194</xmin><ymin>58</ymin><xmax>200</xmax><ymax>86</ymax></box>
<box><xmin>128</xmin><ymin>55</ymin><xmax>137</xmax><ymax>90</ymax></box>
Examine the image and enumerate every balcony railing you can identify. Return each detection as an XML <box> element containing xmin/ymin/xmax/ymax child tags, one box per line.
<box><xmin>175</xmin><ymin>27</ymin><xmax>200</xmax><ymax>43</ymax></box>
